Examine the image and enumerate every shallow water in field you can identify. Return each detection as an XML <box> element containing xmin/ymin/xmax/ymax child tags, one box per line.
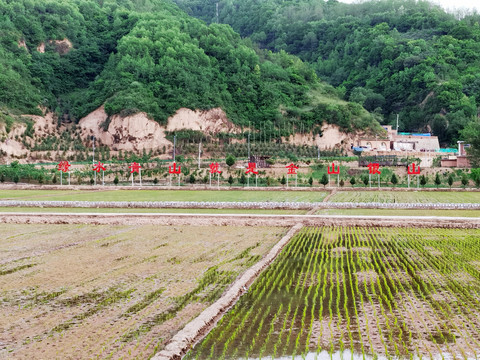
<box><xmin>184</xmin><ymin>226</ymin><xmax>480</xmax><ymax>360</ymax></box>
<box><xmin>243</xmin><ymin>349</ymin><xmax>464</xmax><ymax>360</ymax></box>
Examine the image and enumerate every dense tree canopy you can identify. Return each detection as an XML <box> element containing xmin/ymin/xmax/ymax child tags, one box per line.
<box><xmin>0</xmin><ymin>0</ymin><xmax>382</xmax><ymax>139</ymax></box>
<box><xmin>175</xmin><ymin>0</ymin><xmax>480</xmax><ymax>145</ymax></box>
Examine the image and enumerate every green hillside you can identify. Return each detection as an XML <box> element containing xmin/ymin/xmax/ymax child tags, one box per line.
<box><xmin>174</xmin><ymin>0</ymin><xmax>480</xmax><ymax>146</ymax></box>
<box><xmin>0</xmin><ymin>0</ymin><xmax>381</xmax><ymax>140</ymax></box>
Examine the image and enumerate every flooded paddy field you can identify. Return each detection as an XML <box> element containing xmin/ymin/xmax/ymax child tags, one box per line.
<box><xmin>186</xmin><ymin>226</ymin><xmax>480</xmax><ymax>360</ymax></box>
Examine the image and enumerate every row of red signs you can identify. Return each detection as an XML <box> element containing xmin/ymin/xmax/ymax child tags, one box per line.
<box><xmin>57</xmin><ymin>161</ymin><xmax>422</xmax><ymax>175</ymax></box>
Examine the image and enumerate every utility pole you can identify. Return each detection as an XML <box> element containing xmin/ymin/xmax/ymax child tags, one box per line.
<box><xmin>92</xmin><ymin>136</ymin><xmax>95</xmax><ymax>165</ymax></box>
<box><xmin>198</xmin><ymin>142</ymin><xmax>201</xmax><ymax>169</ymax></box>
<box><xmin>396</xmin><ymin>114</ymin><xmax>399</xmax><ymax>132</ymax></box>
<box><xmin>173</xmin><ymin>134</ymin><xmax>176</xmax><ymax>162</ymax></box>
<box><xmin>248</xmin><ymin>133</ymin><xmax>251</xmax><ymax>160</ymax></box>
<box><xmin>216</xmin><ymin>2</ymin><xmax>219</xmax><ymax>23</ymax></box>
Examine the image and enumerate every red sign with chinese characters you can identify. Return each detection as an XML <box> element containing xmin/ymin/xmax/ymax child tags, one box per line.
<box><xmin>407</xmin><ymin>163</ymin><xmax>421</xmax><ymax>175</ymax></box>
<box><xmin>93</xmin><ymin>162</ymin><xmax>106</xmax><ymax>173</ymax></box>
<box><xmin>169</xmin><ymin>162</ymin><xmax>181</xmax><ymax>174</ymax></box>
<box><xmin>209</xmin><ymin>162</ymin><xmax>221</xmax><ymax>174</ymax></box>
<box><xmin>327</xmin><ymin>162</ymin><xmax>340</xmax><ymax>175</ymax></box>
<box><xmin>245</xmin><ymin>162</ymin><xmax>258</xmax><ymax>175</ymax></box>
<box><xmin>368</xmin><ymin>163</ymin><xmax>381</xmax><ymax>174</ymax></box>
<box><xmin>57</xmin><ymin>161</ymin><xmax>71</xmax><ymax>173</ymax></box>
<box><xmin>286</xmin><ymin>163</ymin><xmax>299</xmax><ymax>175</ymax></box>
<box><xmin>129</xmin><ymin>162</ymin><xmax>141</xmax><ymax>174</ymax></box>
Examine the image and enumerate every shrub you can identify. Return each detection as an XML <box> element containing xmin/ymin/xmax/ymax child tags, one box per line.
<box><xmin>226</xmin><ymin>154</ymin><xmax>236</xmax><ymax>168</ymax></box>
<box><xmin>362</xmin><ymin>176</ymin><xmax>369</xmax><ymax>186</ymax></box>
<box><xmin>349</xmin><ymin>177</ymin><xmax>356</xmax><ymax>187</ymax></box>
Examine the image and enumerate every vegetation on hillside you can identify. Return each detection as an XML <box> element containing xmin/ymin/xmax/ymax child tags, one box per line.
<box><xmin>0</xmin><ymin>0</ymin><xmax>382</xmax><ymax>140</ymax></box>
<box><xmin>175</xmin><ymin>0</ymin><xmax>480</xmax><ymax>146</ymax></box>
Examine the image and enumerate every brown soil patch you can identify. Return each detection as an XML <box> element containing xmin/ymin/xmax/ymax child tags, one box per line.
<box><xmin>356</xmin><ymin>270</ymin><xmax>378</xmax><ymax>284</ymax></box>
<box><xmin>0</xmin><ymin>224</ymin><xmax>286</xmax><ymax>359</ymax></box>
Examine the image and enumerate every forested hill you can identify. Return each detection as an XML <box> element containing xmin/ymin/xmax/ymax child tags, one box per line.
<box><xmin>175</xmin><ymin>0</ymin><xmax>480</xmax><ymax>146</ymax></box>
<box><xmin>0</xmin><ymin>0</ymin><xmax>382</xmax><ymax>140</ymax></box>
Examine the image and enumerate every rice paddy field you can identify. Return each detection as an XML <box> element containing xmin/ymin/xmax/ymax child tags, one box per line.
<box><xmin>0</xmin><ymin>189</ymin><xmax>328</xmax><ymax>203</ymax></box>
<box><xmin>316</xmin><ymin>209</ymin><xmax>480</xmax><ymax>218</ymax></box>
<box><xmin>329</xmin><ymin>191</ymin><xmax>480</xmax><ymax>203</ymax></box>
<box><xmin>0</xmin><ymin>224</ymin><xmax>286</xmax><ymax>359</ymax></box>
<box><xmin>0</xmin><ymin>207</ymin><xmax>306</xmax><ymax>215</ymax></box>
<box><xmin>186</xmin><ymin>226</ymin><xmax>480</xmax><ymax>360</ymax></box>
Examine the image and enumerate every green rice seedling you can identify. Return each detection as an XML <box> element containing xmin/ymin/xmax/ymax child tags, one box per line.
<box><xmin>401</xmin><ymin>227</ymin><xmax>479</xmax><ymax>356</ymax></box>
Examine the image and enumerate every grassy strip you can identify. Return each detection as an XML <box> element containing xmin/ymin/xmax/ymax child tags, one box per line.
<box><xmin>0</xmin><ymin>189</ymin><xmax>327</xmax><ymax>203</ymax></box>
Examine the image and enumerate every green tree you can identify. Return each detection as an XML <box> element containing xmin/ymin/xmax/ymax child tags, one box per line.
<box><xmin>461</xmin><ymin>121</ymin><xmax>480</xmax><ymax>167</ymax></box>
<box><xmin>308</xmin><ymin>176</ymin><xmax>313</xmax><ymax>186</ymax></box>
<box><xmin>461</xmin><ymin>174</ymin><xmax>468</xmax><ymax>188</ymax></box>
<box><xmin>228</xmin><ymin>175</ymin><xmax>234</xmax><ymax>186</ymax></box>
<box><xmin>390</xmin><ymin>173</ymin><xmax>398</xmax><ymax>187</ymax></box>
<box><xmin>0</xmin><ymin>173</ymin><xmax>4</xmax><ymax>183</ymax></box>
<box><xmin>434</xmin><ymin>173</ymin><xmax>441</xmax><ymax>188</ymax></box>
<box><xmin>52</xmin><ymin>175</ymin><xmax>57</xmax><ymax>184</ymax></box>
<box><xmin>320</xmin><ymin>174</ymin><xmax>329</xmax><ymax>188</ymax></box>
<box><xmin>114</xmin><ymin>176</ymin><xmax>119</xmax><ymax>185</ymax></box>
<box><xmin>226</xmin><ymin>155</ymin><xmax>236</xmax><ymax>168</ymax></box>
<box><xmin>470</xmin><ymin>168</ymin><xmax>480</xmax><ymax>188</ymax></box>
<box><xmin>349</xmin><ymin>177</ymin><xmax>356</xmax><ymax>187</ymax></box>
<box><xmin>448</xmin><ymin>174</ymin><xmax>454</xmax><ymax>188</ymax></box>
<box><xmin>189</xmin><ymin>174</ymin><xmax>195</xmax><ymax>184</ymax></box>
<box><xmin>420</xmin><ymin>175</ymin><xmax>427</xmax><ymax>187</ymax></box>
<box><xmin>240</xmin><ymin>173</ymin><xmax>247</xmax><ymax>186</ymax></box>
<box><xmin>339</xmin><ymin>179</ymin><xmax>344</xmax><ymax>187</ymax></box>
<box><xmin>280</xmin><ymin>175</ymin><xmax>286</xmax><ymax>185</ymax></box>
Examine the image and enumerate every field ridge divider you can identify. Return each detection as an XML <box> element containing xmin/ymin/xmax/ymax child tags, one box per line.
<box><xmin>151</xmin><ymin>223</ymin><xmax>304</xmax><ymax>360</ymax></box>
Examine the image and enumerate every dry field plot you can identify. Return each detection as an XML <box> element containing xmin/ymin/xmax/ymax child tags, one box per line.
<box><xmin>0</xmin><ymin>224</ymin><xmax>286</xmax><ymax>359</ymax></box>
<box><xmin>187</xmin><ymin>226</ymin><xmax>480</xmax><ymax>360</ymax></box>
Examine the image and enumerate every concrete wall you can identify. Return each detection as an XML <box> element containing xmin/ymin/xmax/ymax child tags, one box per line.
<box><xmin>394</xmin><ymin>135</ymin><xmax>440</xmax><ymax>151</ymax></box>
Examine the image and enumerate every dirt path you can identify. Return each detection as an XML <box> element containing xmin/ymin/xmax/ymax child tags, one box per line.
<box><xmin>1</xmin><ymin>212</ymin><xmax>479</xmax><ymax>228</ymax></box>
<box><xmin>322</xmin><ymin>189</ymin><xmax>337</xmax><ymax>202</ymax></box>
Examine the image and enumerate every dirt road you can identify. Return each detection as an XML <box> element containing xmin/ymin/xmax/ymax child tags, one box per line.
<box><xmin>1</xmin><ymin>212</ymin><xmax>479</xmax><ymax>228</ymax></box>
